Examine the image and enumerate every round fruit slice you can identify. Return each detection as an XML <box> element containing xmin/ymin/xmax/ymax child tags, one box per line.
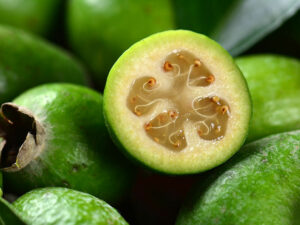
<box><xmin>176</xmin><ymin>130</ymin><xmax>300</xmax><ymax>225</ymax></box>
<box><xmin>103</xmin><ymin>30</ymin><xmax>251</xmax><ymax>174</ymax></box>
<box><xmin>0</xmin><ymin>84</ymin><xmax>134</xmax><ymax>203</ymax></box>
<box><xmin>236</xmin><ymin>54</ymin><xmax>300</xmax><ymax>142</ymax></box>
<box><xmin>13</xmin><ymin>187</ymin><xmax>128</xmax><ymax>225</ymax></box>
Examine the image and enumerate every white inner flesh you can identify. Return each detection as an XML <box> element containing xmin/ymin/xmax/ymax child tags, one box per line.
<box><xmin>127</xmin><ymin>50</ymin><xmax>230</xmax><ymax>151</ymax></box>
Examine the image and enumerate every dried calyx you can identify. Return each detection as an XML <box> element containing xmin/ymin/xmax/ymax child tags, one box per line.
<box><xmin>127</xmin><ymin>50</ymin><xmax>230</xmax><ymax>151</ymax></box>
<box><xmin>0</xmin><ymin>103</ymin><xmax>45</xmax><ymax>172</ymax></box>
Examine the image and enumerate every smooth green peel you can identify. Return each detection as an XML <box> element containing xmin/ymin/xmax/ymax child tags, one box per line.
<box><xmin>176</xmin><ymin>130</ymin><xmax>300</xmax><ymax>225</ymax></box>
<box><xmin>236</xmin><ymin>54</ymin><xmax>300</xmax><ymax>142</ymax></box>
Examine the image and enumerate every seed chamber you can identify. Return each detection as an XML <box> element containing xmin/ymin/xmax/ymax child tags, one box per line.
<box><xmin>127</xmin><ymin>50</ymin><xmax>230</xmax><ymax>151</ymax></box>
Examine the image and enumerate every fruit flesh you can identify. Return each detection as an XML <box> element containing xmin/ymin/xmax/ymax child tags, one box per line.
<box><xmin>176</xmin><ymin>130</ymin><xmax>300</xmax><ymax>225</ymax></box>
<box><xmin>104</xmin><ymin>30</ymin><xmax>251</xmax><ymax>174</ymax></box>
<box><xmin>127</xmin><ymin>50</ymin><xmax>230</xmax><ymax>151</ymax></box>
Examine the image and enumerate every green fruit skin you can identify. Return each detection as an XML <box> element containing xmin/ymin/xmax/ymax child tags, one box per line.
<box><xmin>0</xmin><ymin>172</ymin><xmax>2</xmax><ymax>197</ymax></box>
<box><xmin>0</xmin><ymin>198</ymin><xmax>26</xmax><ymax>225</ymax></box>
<box><xmin>67</xmin><ymin>0</ymin><xmax>175</xmax><ymax>87</ymax></box>
<box><xmin>236</xmin><ymin>55</ymin><xmax>300</xmax><ymax>142</ymax></box>
<box><xmin>0</xmin><ymin>25</ymin><xmax>89</xmax><ymax>104</ymax></box>
<box><xmin>13</xmin><ymin>187</ymin><xmax>128</xmax><ymax>225</ymax></box>
<box><xmin>3</xmin><ymin>84</ymin><xmax>134</xmax><ymax>203</ymax></box>
<box><xmin>0</xmin><ymin>0</ymin><xmax>61</xmax><ymax>36</ymax></box>
<box><xmin>176</xmin><ymin>130</ymin><xmax>300</xmax><ymax>225</ymax></box>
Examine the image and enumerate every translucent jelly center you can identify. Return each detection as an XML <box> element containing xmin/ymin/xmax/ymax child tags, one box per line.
<box><xmin>127</xmin><ymin>50</ymin><xmax>230</xmax><ymax>151</ymax></box>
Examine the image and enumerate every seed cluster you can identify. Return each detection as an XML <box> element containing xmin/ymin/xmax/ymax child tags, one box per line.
<box><xmin>127</xmin><ymin>50</ymin><xmax>230</xmax><ymax>151</ymax></box>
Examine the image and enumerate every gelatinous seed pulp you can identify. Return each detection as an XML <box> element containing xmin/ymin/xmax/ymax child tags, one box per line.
<box><xmin>127</xmin><ymin>50</ymin><xmax>230</xmax><ymax>151</ymax></box>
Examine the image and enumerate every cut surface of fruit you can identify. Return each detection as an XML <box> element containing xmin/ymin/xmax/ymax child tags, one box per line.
<box><xmin>104</xmin><ymin>30</ymin><xmax>251</xmax><ymax>174</ymax></box>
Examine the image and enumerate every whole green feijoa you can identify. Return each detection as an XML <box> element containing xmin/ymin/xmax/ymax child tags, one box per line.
<box><xmin>0</xmin><ymin>84</ymin><xmax>134</xmax><ymax>203</ymax></box>
<box><xmin>0</xmin><ymin>0</ymin><xmax>61</xmax><ymax>36</ymax></box>
<box><xmin>0</xmin><ymin>25</ymin><xmax>89</xmax><ymax>104</ymax></box>
<box><xmin>13</xmin><ymin>187</ymin><xmax>128</xmax><ymax>225</ymax></box>
<box><xmin>103</xmin><ymin>30</ymin><xmax>251</xmax><ymax>174</ymax></box>
<box><xmin>176</xmin><ymin>130</ymin><xmax>300</xmax><ymax>225</ymax></box>
<box><xmin>67</xmin><ymin>0</ymin><xmax>175</xmax><ymax>87</ymax></box>
<box><xmin>236</xmin><ymin>55</ymin><xmax>300</xmax><ymax>142</ymax></box>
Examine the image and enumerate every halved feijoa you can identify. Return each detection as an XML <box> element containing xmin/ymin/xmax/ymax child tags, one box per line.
<box><xmin>103</xmin><ymin>30</ymin><xmax>251</xmax><ymax>174</ymax></box>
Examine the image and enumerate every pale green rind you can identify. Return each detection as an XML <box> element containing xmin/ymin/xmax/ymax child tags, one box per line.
<box><xmin>13</xmin><ymin>187</ymin><xmax>128</xmax><ymax>225</ymax></box>
<box><xmin>104</xmin><ymin>30</ymin><xmax>251</xmax><ymax>174</ymax></box>
<box><xmin>236</xmin><ymin>55</ymin><xmax>300</xmax><ymax>142</ymax></box>
<box><xmin>176</xmin><ymin>130</ymin><xmax>300</xmax><ymax>225</ymax></box>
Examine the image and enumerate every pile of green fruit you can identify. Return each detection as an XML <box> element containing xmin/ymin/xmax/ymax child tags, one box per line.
<box><xmin>0</xmin><ymin>0</ymin><xmax>299</xmax><ymax>224</ymax></box>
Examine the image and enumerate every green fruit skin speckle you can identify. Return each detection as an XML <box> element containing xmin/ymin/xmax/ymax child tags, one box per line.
<box><xmin>3</xmin><ymin>84</ymin><xmax>134</xmax><ymax>203</ymax></box>
<box><xmin>176</xmin><ymin>130</ymin><xmax>300</xmax><ymax>225</ymax></box>
<box><xmin>236</xmin><ymin>55</ymin><xmax>300</xmax><ymax>142</ymax></box>
<box><xmin>13</xmin><ymin>187</ymin><xmax>128</xmax><ymax>225</ymax></box>
<box><xmin>0</xmin><ymin>0</ymin><xmax>61</xmax><ymax>36</ymax></box>
<box><xmin>67</xmin><ymin>0</ymin><xmax>175</xmax><ymax>87</ymax></box>
<box><xmin>0</xmin><ymin>25</ymin><xmax>89</xmax><ymax>104</ymax></box>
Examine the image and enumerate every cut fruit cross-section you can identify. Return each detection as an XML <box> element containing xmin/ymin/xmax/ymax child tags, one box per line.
<box><xmin>104</xmin><ymin>30</ymin><xmax>251</xmax><ymax>174</ymax></box>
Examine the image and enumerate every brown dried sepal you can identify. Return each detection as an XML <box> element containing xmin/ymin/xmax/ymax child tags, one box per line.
<box><xmin>0</xmin><ymin>103</ymin><xmax>45</xmax><ymax>172</ymax></box>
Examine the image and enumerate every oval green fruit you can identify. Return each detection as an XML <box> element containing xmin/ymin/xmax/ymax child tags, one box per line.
<box><xmin>0</xmin><ymin>84</ymin><xmax>134</xmax><ymax>203</ymax></box>
<box><xmin>0</xmin><ymin>0</ymin><xmax>61</xmax><ymax>36</ymax></box>
<box><xmin>0</xmin><ymin>25</ymin><xmax>89</xmax><ymax>104</ymax></box>
<box><xmin>103</xmin><ymin>30</ymin><xmax>251</xmax><ymax>174</ymax></box>
<box><xmin>13</xmin><ymin>187</ymin><xmax>128</xmax><ymax>225</ymax></box>
<box><xmin>236</xmin><ymin>55</ymin><xmax>300</xmax><ymax>142</ymax></box>
<box><xmin>176</xmin><ymin>130</ymin><xmax>300</xmax><ymax>225</ymax></box>
<box><xmin>67</xmin><ymin>0</ymin><xmax>175</xmax><ymax>87</ymax></box>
